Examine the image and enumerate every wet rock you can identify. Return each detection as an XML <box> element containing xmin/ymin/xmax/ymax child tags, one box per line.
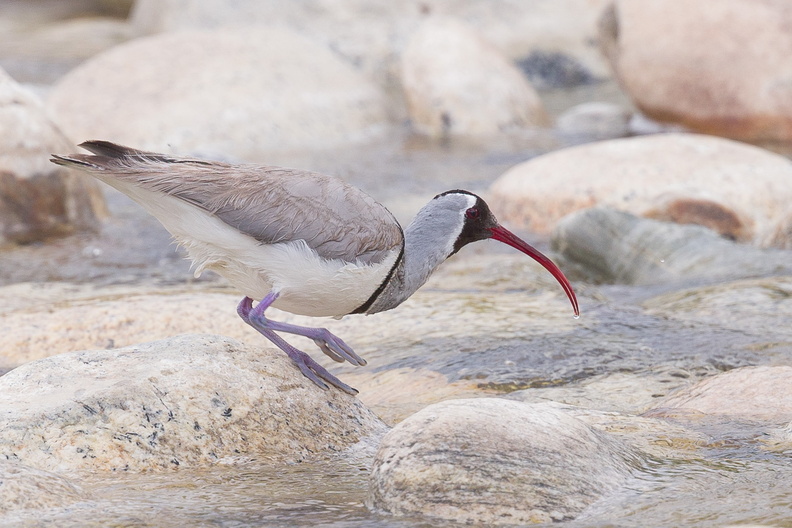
<box><xmin>368</xmin><ymin>398</ymin><xmax>641</xmax><ymax>524</ymax></box>
<box><xmin>46</xmin><ymin>28</ymin><xmax>388</xmax><ymax>161</ymax></box>
<box><xmin>556</xmin><ymin>101</ymin><xmax>631</xmax><ymax>139</ymax></box>
<box><xmin>130</xmin><ymin>0</ymin><xmax>612</xmax><ymax>92</ymax></box>
<box><xmin>552</xmin><ymin>207</ymin><xmax>792</xmax><ymax>285</ymax></box>
<box><xmin>0</xmin><ymin>68</ymin><xmax>107</xmax><ymax>245</ymax></box>
<box><xmin>400</xmin><ymin>18</ymin><xmax>548</xmax><ymax>137</ymax></box>
<box><xmin>643</xmin><ymin>276</ymin><xmax>792</xmax><ymax>341</ymax></box>
<box><xmin>0</xmin><ymin>334</ymin><xmax>387</xmax><ymax>472</ymax></box>
<box><xmin>600</xmin><ymin>0</ymin><xmax>792</xmax><ymax>143</ymax></box>
<box><xmin>648</xmin><ymin>366</ymin><xmax>792</xmax><ymax>420</ymax></box>
<box><xmin>490</xmin><ymin>133</ymin><xmax>792</xmax><ymax>247</ymax></box>
<box><xmin>0</xmin><ymin>460</ymin><xmax>87</xmax><ymax>514</ymax></box>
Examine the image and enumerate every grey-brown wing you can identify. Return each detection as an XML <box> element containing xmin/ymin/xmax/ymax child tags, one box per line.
<box><xmin>55</xmin><ymin>142</ymin><xmax>404</xmax><ymax>265</ymax></box>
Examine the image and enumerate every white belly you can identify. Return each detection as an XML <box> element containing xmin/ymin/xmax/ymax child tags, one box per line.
<box><xmin>97</xmin><ymin>177</ymin><xmax>399</xmax><ymax>317</ymax></box>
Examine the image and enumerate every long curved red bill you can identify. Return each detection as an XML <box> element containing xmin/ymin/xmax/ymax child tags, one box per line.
<box><xmin>490</xmin><ymin>225</ymin><xmax>579</xmax><ymax>317</ymax></box>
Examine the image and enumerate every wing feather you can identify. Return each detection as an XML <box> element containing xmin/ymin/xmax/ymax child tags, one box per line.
<box><xmin>52</xmin><ymin>141</ymin><xmax>404</xmax><ymax>265</ymax></box>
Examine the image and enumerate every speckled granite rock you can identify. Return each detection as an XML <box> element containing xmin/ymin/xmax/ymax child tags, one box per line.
<box><xmin>0</xmin><ymin>334</ymin><xmax>387</xmax><ymax>472</ymax></box>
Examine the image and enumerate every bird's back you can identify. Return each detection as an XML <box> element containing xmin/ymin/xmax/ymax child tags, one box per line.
<box><xmin>53</xmin><ymin>141</ymin><xmax>404</xmax><ymax>267</ymax></box>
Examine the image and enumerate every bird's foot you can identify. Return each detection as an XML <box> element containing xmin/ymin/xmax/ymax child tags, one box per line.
<box><xmin>238</xmin><ymin>295</ymin><xmax>361</xmax><ymax>394</ymax></box>
<box><xmin>311</xmin><ymin>330</ymin><xmax>366</xmax><ymax>366</ymax></box>
<box><xmin>287</xmin><ymin>347</ymin><xmax>359</xmax><ymax>395</ymax></box>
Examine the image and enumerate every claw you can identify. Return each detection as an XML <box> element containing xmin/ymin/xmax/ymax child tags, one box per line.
<box><xmin>314</xmin><ymin>339</ymin><xmax>345</xmax><ymax>362</ymax></box>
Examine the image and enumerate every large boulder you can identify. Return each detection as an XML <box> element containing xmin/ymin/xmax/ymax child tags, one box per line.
<box><xmin>46</xmin><ymin>28</ymin><xmax>388</xmax><ymax>161</ymax></box>
<box><xmin>0</xmin><ymin>68</ymin><xmax>107</xmax><ymax>245</ymax></box>
<box><xmin>600</xmin><ymin>0</ymin><xmax>792</xmax><ymax>142</ymax></box>
<box><xmin>490</xmin><ymin>133</ymin><xmax>792</xmax><ymax>247</ymax></box>
<box><xmin>368</xmin><ymin>398</ymin><xmax>640</xmax><ymax>524</ymax></box>
<box><xmin>0</xmin><ymin>334</ymin><xmax>387</xmax><ymax>472</ymax></box>
<box><xmin>400</xmin><ymin>18</ymin><xmax>547</xmax><ymax>137</ymax></box>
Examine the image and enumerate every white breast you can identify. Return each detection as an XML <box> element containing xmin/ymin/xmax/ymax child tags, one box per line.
<box><xmin>96</xmin><ymin>177</ymin><xmax>399</xmax><ymax>317</ymax></box>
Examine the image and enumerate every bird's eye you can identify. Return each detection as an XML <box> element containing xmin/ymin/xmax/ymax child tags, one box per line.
<box><xmin>465</xmin><ymin>207</ymin><xmax>480</xmax><ymax>220</ymax></box>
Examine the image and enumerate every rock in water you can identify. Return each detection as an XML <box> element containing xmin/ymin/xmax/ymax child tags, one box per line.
<box><xmin>649</xmin><ymin>366</ymin><xmax>792</xmax><ymax>420</ymax></box>
<box><xmin>0</xmin><ymin>68</ymin><xmax>107</xmax><ymax>244</ymax></box>
<box><xmin>0</xmin><ymin>460</ymin><xmax>87</xmax><ymax>514</ymax></box>
<box><xmin>552</xmin><ymin>207</ymin><xmax>792</xmax><ymax>285</ymax></box>
<box><xmin>368</xmin><ymin>398</ymin><xmax>641</xmax><ymax>525</ymax></box>
<box><xmin>0</xmin><ymin>334</ymin><xmax>387</xmax><ymax>472</ymax></box>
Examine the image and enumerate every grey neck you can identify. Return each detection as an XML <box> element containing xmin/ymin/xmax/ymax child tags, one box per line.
<box><xmin>364</xmin><ymin>194</ymin><xmax>470</xmax><ymax>314</ymax></box>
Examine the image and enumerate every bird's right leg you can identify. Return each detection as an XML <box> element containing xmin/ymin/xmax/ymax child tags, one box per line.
<box><xmin>237</xmin><ymin>295</ymin><xmax>366</xmax><ymax>365</ymax></box>
<box><xmin>237</xmin><ymin>295</ymin><xmax>359</xmax><ymax>395</ymax></box>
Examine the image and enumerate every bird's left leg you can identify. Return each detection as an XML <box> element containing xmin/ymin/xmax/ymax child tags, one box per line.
<box><xmin>238</xmin><ymin>294</ymin><xmax>366</xmax><ymax>366</ymax></box>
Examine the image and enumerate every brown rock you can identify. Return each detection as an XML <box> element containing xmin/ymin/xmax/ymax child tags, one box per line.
<box><xmin>0</xmin><ymin>68</ymin><xmax>107</xmax><ymax>245</ymax></box>
<box><xmin>600</xmin><ymin>0</ymin><xmax>792</xmax><ymax>142</ymax></box>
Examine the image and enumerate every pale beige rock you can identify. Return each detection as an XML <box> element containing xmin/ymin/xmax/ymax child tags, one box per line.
<box><xmin>0</xmin><ymin>460</ymin><xmax>87</xmax><ymax>514</ymax></box>
<box><xmin>0</xmin><ymin>68</ymin><xmax>107</xmax><ymax>244</ymax></box>
<box><xmin>46</xmin><ymin>28</ymin><xmax>388</xmax><ymax>161</ymax></box>
<box><xmin>368</xmin><ymin>398</ymin><xmax>640</xmax><ymax>525</ymax></box>
<box><xmin>490</xmin><ymin>133</ymin><xmax>792</xmax><ymax>247</ymax></box>
<box><xmin>600</xmin><ymin>0</ymin><xmax>792</xmax><ymax>142</ymax></box>
<box><xmin>649</xmin><ymin>366</ymin><xmax>792</xmax><ymax>420</ymax></box>
<box><xmin>0</xmin><ymin>334</ymin><xmax>387</xmax><ymax>472</ymax></box>
<box><xmin>0</xmin><ymin>284</ymin><xmax>248</xmax><ymax>369</ymax></box>
<box><xmin>400</xmin><ymin>18</ymin><xmax>548</xmax><ymax>137</ymax></box>
<box><xmin>130</xmin><ymin>0</ymin><xmax>612</xmax><ymax>90</ymax></box>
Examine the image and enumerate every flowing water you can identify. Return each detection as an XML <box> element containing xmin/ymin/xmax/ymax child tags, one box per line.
<box><xmin>2</xmin><ymin>78</ymin><xmax>792</xmax><ymax>526</ymax></box>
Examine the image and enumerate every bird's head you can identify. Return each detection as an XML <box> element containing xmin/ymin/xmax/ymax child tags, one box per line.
<box><xmin>434</xmin><ymin>190</ymin><xmax>579</xmax><ymax>317</ymax></box>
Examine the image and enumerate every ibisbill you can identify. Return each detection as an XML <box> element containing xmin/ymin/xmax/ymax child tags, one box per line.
<box><xmin>52</xmin><ymin>141</ymin><xmax>579</xmax><ymax>395</ymax></box>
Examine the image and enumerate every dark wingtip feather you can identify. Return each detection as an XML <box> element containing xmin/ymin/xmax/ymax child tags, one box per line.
<box><xmin>78</xmin><ymin>140</ymin><xmax>146</xmax><ymax>158</ymax></box>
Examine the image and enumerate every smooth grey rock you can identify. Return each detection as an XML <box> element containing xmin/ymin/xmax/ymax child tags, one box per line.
<box><xmin>489</xmin><ymin>133</ymin><xmax>792</xmax><ymax>247</ymax></box>
<box><xmin>0</xmin><ymin>334</ymin><xmax>387</xmax><ymax>472</ymax></box>
<box><xmin>552</xmin><ymin>207</ymin><xmax>792</xmax><ymax>285</ymax></box>
<box><xmin>556</xmin><ymin>101</ymin><xmax>631</xmax><ymax>138</ymax></box>
<box><xmin>46</xmin><ymin>28</ymin><xmax>388</xmax><ymax>161</ymax></box>
<box><xmin>400</xmin><ymin>18</ymin><xmax>547</xmax><ymax>137</ymax></box>
<box><xmin>0</xmin><ymin>68</ymin><xmax>107</xmax><ymax>244</ymax></box>
<box><xmin>0</xmin><ymin>460</ymin><xmax>87</xmax><ymax>514</ymax></box>
<box><xmin>368</xmin><ymin>398</ymin><xmax>641</xmax><ymax>525</ymax></box>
